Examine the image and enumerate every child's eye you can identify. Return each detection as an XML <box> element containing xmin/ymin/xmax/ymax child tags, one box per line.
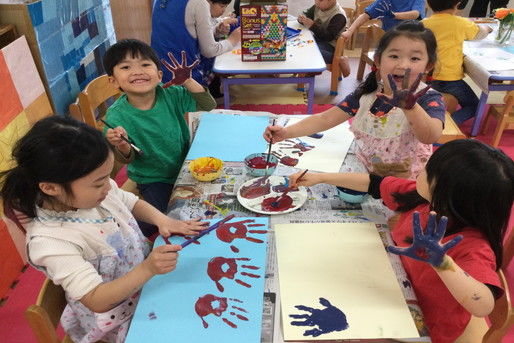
<box><xmin>142</xmin><ymin>63</ymin><xmax>152</xmax><ymax>67</ymax></box>
<box><xmin>411</xmin><ymin>57</ymin><xmax>421</xmax><ymax>61</ymax></box>
<box><xmin>120</xmin><ymin>65</ymin><xmax>130</xmax><ymax>70</ymax></box>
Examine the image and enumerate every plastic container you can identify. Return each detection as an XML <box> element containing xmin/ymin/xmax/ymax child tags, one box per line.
<box><xmin>189</xmin><ymin>157</ymin><xmax>223</xmax><ymax>182</ymax></box>
<box><xmin>336</xmin><ymin>186</ymin><xmax>367</xmax><ymax>204</ymax></box>
<box><xmin>244</xmin><ymin>153</ymin><xmax>279</xmax><ymax>177</ymax></box>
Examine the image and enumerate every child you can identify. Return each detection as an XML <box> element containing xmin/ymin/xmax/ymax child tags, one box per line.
<box><xmin>264</xmin><ymin>21</ymin><xmax>445</xmax><ymax>179</ymax></box>
<box><xmin>297</xmin><ymin>0</ymin><xmax>351</xmax><ymax>77</ymax></box>
<box><xmin>0</xmin><ymin>116</ymin><xmax>208</xmax><ymax>343</ymax></box>
<box><xmin>342</xmin><ymin>0</ymin><xmax>426</xmax><ymax>42</ymax></box>
<box><xmin>289</xmin><ymin>139</ymin><xmax>514</xmax><ymax>343</ymax></box>
<box><xmin>103</xmin><ymin>39</ymin><xmax>216</xmax><ymax>237</ymax></box>
<box><xmin>423</xmin><ymin>0</ymin><xmax>493</xmax><ymax>124</ymax></box>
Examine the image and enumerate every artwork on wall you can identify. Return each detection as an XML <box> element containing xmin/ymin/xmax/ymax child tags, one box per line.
<box><xmin>126</xmin><ymin>217</ymin><xmax>269</xmax><ymax>343</ymax></box>
<box><xmin>0</xmin><ymin>35</ymin><xmax>52</xmax><ymax>297</ymax></box>
<box><xmin>274</xmin><ymin>222</ymin><xmax>419</xmax><ymax>340</ymax></box>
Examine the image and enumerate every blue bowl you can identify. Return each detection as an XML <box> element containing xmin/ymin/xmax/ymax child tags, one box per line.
<box><xmin>336</xmin><ymin>186</ymin><xmax>367</xmax><ymax>204</ymax></box>
<box><xmin>244</xmin><ymin>153</ymin><xmax>279</xmax><ymax>177</ymax></box>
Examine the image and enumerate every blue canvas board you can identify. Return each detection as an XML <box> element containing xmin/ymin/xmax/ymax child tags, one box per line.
<box><xmin>126</xmin><ymin>217</ymin><xmax>269</xmax><ymax>343</ymax></box>
<box><xmin>186</xmin><ymin>113</ymin><xmax>270</xmax><ymax>161</ymax></box>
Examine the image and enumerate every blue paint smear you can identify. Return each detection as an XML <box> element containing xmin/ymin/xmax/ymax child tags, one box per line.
<box><xmin>308</xmin><ymin>133</ymin><xmax>324</xmax><ymax>139</ymax></box>
<box><xmin>290</xmin><ymin>298</ymin><xmax>349</xmax><ymax>337</ymax></box>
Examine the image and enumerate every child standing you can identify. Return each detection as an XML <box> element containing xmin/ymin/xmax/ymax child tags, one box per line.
<box><xmin>103</xmin><ymin>39</ymin><xmax>216</xmax><ymax>237</ymax></box>
<box><xmin>342</xmin><ymin>0</ymin><xmax>426</xmax><ymax>42</ymax></box>
<box><xmin>264</xmin><ymin>21</ymin><xmax>445</xmax><ymax>179</ymax></box>
<box><xmin>423</xmin><ymin>0</ymin><xmax>493</xmax><ymax>124</ymax></box>
<box><xmin>297</xmin><ymin>0</ymin><xmax>350</xmax><ymax>77</ymax></box>
<box><xmin>289</xmin><ymin>139</ymin><xmax>514</xmax><ymax>343</ymax></box>
<box><xmin>0</xmin><ymin>116</ymin><xmax>207</xmax><ymax>343</ymax></box>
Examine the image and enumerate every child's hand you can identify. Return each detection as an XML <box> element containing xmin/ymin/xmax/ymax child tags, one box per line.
<box><xmin>227</xmin><ymin>27</ymin><xmax>241</xmax><ymax>45</ymax></box>
<box><xmin>374</xmin><ymin>0</ymin><xmax>395</xmax><ymax>19</ymax></box>
<box><xmin>105</xmin><ymin>127</ymin><xmax>130</xmax><ymax>150</ymax></box>
<box><xmin>298</xmin><ymin>15</ymin><xmax>314</xmax><ymax>28</ymax></box>
<box><xmin>387</xmin><ymin>212</ymin><xmax>463</xmax><ymax>268</ymax></box>
<box><xmin>143</xmin><ymin>244</ymin><xmax>181</xmax><ymax>275</ymax></box>
<box><xmin>263</xmin><ymin>124</ymin><xmax>287</xmax><ymax>143</ymax></box>
<box><xmin>289</xmin><ymin>171</ymin><xmax>320</xmax><ymax>188</ymax></box>
<box><xmin>377</xmin><ymin>69</ymin><xmax>431</xmax><ymax>110</ymax></box>
<box><xmin>162</xmin><ymin>51</ymin><xmax>200</xmax><ymax>87</ymax></box>
<box><xmin>158</xmin><ymin>217</ymin><xmax>208</xmax><ymax>238</ymax></box>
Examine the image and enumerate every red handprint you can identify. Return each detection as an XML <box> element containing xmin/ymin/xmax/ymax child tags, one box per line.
<box><xmin>216</xmin><ymin>219</ymin><xmax>267</xmax><ymax>253</ymax></box>
<box><xmin>207</xmin><ymin>256</ymin><xmax>260</xmax><ymax>292</ymax></box>
<box><xmin>161</xmin><ymin>51</ymin><xmax>200</xmax><ymax>87</ymax></box>
<box><xmin>194</xmin><ymin>294</ymin><xmax>249</xmax><ymax>328</ymax></box>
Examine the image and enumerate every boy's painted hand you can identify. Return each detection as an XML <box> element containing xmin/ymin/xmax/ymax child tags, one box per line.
<box><xmin>158</xmin><ymin>217</ymin><xmax>208</xmax><ymax>238</ymax></box>
<box><xmin>289</xmin><ymin>171</ymin><xmax>320</xmax><ymax>188</ymax></box>
<box><xmin>263</xmin><ymin>124</ymin><xmax>287</xmax><ymax>143</ymax></box>
<box><xmin>162</xmin><ymin>51</ymin><xmax>200</xmax><ymax>87</ymax></box>
<box><xmin>374</xmin><ymin>0</ymin><xmax>395</xmax><ymax>19</ymax></box>
<box><xmin>377</xmin><ymin>69</ymin><xmax>431</xmax><ymax>110</ymax></box>
<box><xmin>144</xmin><ymin>244</ymin><xmax>181</xmax><ymax>275</ymax></box>
<box><xmin>387</xmin><ymin>212</ymin><xmax>463</xmax><ymax>268</ymax></box>
<box><xmin>298</xmin><ymin>14</ymin><xmax>314</xmax><ymax>29</ymax></box>
<box><xmin>105</xmin><ymin>127</ymin><xmax>130</xmax><ymax>150</ymax></box>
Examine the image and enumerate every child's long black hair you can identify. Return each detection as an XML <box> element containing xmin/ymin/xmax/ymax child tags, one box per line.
<box><xmin>354</xmin><ymin>20</ymin><xmax>437</xmax><ymax>99</ymax></box>
<box><xmin>394</xmin><ymin>139</ymin><xmax>514</xmax><ymax>269</ymax></box>
<box><xmin>0</xmin><ymin>116</ymin><xmax>111</xmax><ymax>231</ymax></box>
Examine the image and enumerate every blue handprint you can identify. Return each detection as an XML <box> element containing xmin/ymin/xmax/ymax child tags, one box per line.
<box><xmin>377</xmin><ymin>69</ymin><xmax>431</xmax><ymax>110</ymax></box>
<box><xmin>387</xmin><ymin>211</ymin><xmax>463</xmax><ymax>267</ymax></box>
<box><xmin>289</xmin><ymin>298</ymin><xmax>349</xmax><ymax>337</ymax></box>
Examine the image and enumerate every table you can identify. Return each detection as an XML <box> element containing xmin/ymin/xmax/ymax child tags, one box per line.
<box><xmin>213</xmin><ymin>22</ymin><xmax>326</xmax><ymax>114</ymax></box>
<box><xmin>463</xmin><ymin>23</ymin><xmax>514</xmax><ymax>136</ymax></box>
<box><xmin>126</xmin><ymin>110</ymin><xmax>428</xmax><ymax>343</ymax></box>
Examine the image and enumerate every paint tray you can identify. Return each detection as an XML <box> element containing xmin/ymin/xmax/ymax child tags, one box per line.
<box><xmin>286</xmin><ymin>27</ymin><xmax>301</xmax><ymax>40</ymax></box>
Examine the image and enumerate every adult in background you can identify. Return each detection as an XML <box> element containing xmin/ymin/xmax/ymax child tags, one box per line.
<box><xmin>151</xmin><ymin>0</ymin><xmax>241</xmax><ymax>96</ymax></box>
<box><xmin>458</xmin><ymin>0</ymin><xmax>509</xmax><ymax>17</ymax></box>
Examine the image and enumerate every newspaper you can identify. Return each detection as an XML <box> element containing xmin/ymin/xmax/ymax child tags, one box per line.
<box><xmin>169</xmin><ymin>111</ymin><xmax>431</xmax><ymax>342</ymax></box>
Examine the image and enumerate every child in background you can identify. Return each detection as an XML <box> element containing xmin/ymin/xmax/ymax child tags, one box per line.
<box><xmin>423</xmin><ymin>0</ymin><xmax>493</xmax><ymax>124</ymax></box>
<box><xmin>289</xmin><ymin>139</ymin><xmax>514</xmax><ymax>343</ymax></box>
<box><xmin>264</xmin><ymin>21</ymin><xmax>445</xmax><ymax>179</ymax></box>
<box><xmin>0</xmin><ymin>116</ymin><xmax>207</xmax><ymax>343</ymax></box>
<box><xmin>342</xmin><ymin>0</ymin><xmax>426</xmax><ymax>42</ymax></box>
<box><xmin>103</xmin><ymin>39</ymin><xmax>216</xmax><ymax>237</ymax></box>
<box><xmin>298</xmin><ymin>0</ymin><xmax>351</xmax><ymax>77</ymax></box>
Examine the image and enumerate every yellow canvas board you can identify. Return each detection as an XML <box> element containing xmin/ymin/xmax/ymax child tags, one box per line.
<box><xmin>274</xmin><ymin>222</ymin><xmax>419</xmax><ymax>340</ymax></box>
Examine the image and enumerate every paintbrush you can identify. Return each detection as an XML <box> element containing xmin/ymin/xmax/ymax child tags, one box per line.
<box><xmin>162</xmin><ymin>214</ymin><xmax>236</xmax><ymax>247</ymax></box>
<box><xmin>271</xmin><ymin>169</ymin><xmax>309</xmax><ymax>207</ymax></box>
<box><xmin>264</xmin><ymin>118</ymin><xmax>276</xmax><ymax>177</ymax></box>
<box><xmin>99</xmin><ymin>119</ymin><xmax>144</xmax><ymax>155</ymax></box>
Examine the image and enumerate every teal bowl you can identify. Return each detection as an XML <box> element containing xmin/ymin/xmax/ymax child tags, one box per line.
<box><xmin>336</xmin><ymin>186</ymin><xmax>367</xmax><ymax>204</ymax></box>
<box><xmin>244</xmin><ymin>153</ymin><xmax>278</xmax><ymax>177</ymax></box>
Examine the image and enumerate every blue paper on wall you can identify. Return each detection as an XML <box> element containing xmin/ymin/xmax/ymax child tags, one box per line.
<box><xmin>186</xmin><ymin>113</ymin><xmax>269</xmax><ymax>161</ymax></box>
<box><xmin>126</xmin><ymin>217</ymin><xmax>269</xmax><ymax>343</ymax></box>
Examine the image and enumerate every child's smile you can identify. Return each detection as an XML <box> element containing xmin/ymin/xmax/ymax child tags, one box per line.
<box><xmin>110</xmin><ymin>54</ymin><xmax>163</xmax><ymax>96</ymax></box>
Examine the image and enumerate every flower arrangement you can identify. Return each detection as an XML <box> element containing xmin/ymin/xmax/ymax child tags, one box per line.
<box><xmin>493</xmin><ymin>8</ymin><xmax>514</xmax><ymax>45</ymax></box>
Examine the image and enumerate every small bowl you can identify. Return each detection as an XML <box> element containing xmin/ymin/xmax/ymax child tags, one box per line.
<box><xmin>189</xmin><ymin>157</ymin><xmax>223</xmax><ymax>182</ymax></box>
<box><xmin>336</xmin><ymin>186</ymin><xmax>367</xmax><ymax>204</ymax></box>
<box><xmin>244</xmin><ymin>153</ymin><xmax>279</xmax><ymax>177</ymax></box>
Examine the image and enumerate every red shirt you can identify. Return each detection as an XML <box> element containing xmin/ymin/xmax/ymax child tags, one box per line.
<box><xmin>380</xmin><ymin>177</ymin><xmax>502</xmax><ymax>343</ymax></box>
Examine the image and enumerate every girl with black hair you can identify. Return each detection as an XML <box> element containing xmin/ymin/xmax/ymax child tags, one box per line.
<box><xmin>264</xmin><ymin>20</ymin><xmax>446</xmax><ymax>179</ymax></box>
<box><xmin>288</xmin><ymin>139</ymin><xmax>514</xmax><ymax>343</ymax></box>
<box><xmin>0</xmin><ymin>116</ymin><xmax>207</xmax><ymax>342</ymax></box>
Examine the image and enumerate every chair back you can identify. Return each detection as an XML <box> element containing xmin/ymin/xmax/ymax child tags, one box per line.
<box><xmin>25</xmin><ymin>278</ymin><xmax>71</xmax><ymax>343</ymax></box>
<box><xmin>356</xmin><ymin>24</ymin><xmax>385</xmax><ymax>80</ymax></box>
<box><xmin>78</xmin><ymin>74</ymin><xmax>121</xmax><ymax>129</ymax></box>
<box><xmin>483</xmin><ymin>269</ymin><xmax>514</xmax><ymax>343</ymax></box>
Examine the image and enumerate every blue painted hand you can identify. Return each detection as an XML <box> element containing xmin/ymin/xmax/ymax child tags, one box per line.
<box><xmin>377</xmin><ymin>69</ymin><xmax>431</xmax><ymax>110</ymax></box>
<box><xmin>387</xmin><ymin>212</ymin><xmax>463</xmax><ymax>267</ymax></box>
<box><xmin>289</xmin><ymin>297</ymin><xmax>349</xmax><ymax>337</ymax></box>
<box><xmin>374</xmin><ymin>0</ymin><xmax>395</xmax><ymax>19</ymax></box>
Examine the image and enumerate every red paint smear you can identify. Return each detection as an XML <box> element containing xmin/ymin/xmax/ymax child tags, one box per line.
<box><xmin>207</xmin><ymin>257</ymin><xmax>253</xmax><ymax>292</ymax></box>
<box><xmin>223</xmin><ymin>317</ymin><xmax>237</xmax><ymax>328</ymax></box>
<box><xmin>246</xmin><ymin>156</ymin><xmax>277</xmax><ymax>169</ymax></box>
<box><xmin>231</xmin><ymin>245</ymin><xmax>239</xmax><ymax>253</ymax></box>
<box><xmin>241</xmin><ymin>272</ymin><xmax>259</xmax><ymax>278</ymax></box>
<box><xmin>195</xmin><ymin>294</ymin><xmax>228</xmax><ymax>328</ymax></box>
<box><xmin>232</xmin><ymin>306</ymin><xmax>247</xmax><ymax>312</ymax></box>
<box><xmin>235</xmin><ymin>279</ymin><xmax>251</xmax><ymax>288</ymax></box>
<box><xmin>242</xmin><ymin>264</ymin><xmax>259</xmax><ymax>270</ymax></box>
<box><xmin>247</xmin><ymin>223</ymin><xmax>265</xmax><ymax>227</ymax></box>
<box><xmin>280</xmin><ymin>156</ymin><xmax>299</xmax><ymax>166</ymax></box>
<box><xmin>261</xmin><ymin>195</ymin><xmax>294</xmax><ymax>212</ymax></box>
<box><xmin>240</xmin><ymin>183</ymin><xmax>271</xmax><ymax>199</ymax></box>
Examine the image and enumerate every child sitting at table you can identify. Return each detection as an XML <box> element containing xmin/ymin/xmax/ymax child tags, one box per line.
<box><xmin>264</xmin><ymin>21</ymin><xmax>445</xmax><ymax>179</ymax></box>
<box><xmin>288</xmin><ymin>139</ymin><xmax>514</xmax><ymax>343</ymax></box>
<box><xmin>423</xmin><ymin>0</ymin><xmax>493</xmax><ymax>124</ymax></box>
<box><xmin>342</xmin><ymin>0</ymin><xmax>426</xmax><ymax>42</ymax></box>
<box><xmin>103</xmin><ymin>39</ymin><xmax>216</xmax><ymax>237</ymax></box>
<box><xmin>0</xmin><ymin>116</ymin><xmax>208</xmax><ymax>343</ymax></box>
<box><xmin>298</xmin><ymin>0</ymin><xmax>351</xmax><ymax>77</ymax></box>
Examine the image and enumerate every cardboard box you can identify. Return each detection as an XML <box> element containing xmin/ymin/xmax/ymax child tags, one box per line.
<box><xmin>241</xmin><ymin>1</ymin><xmax>287</xmax><ymax>61</ymax></box>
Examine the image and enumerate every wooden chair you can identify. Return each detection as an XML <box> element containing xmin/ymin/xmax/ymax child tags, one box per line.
<box><xmin>327</xmin><ymin>34</ymin><xmax>348</xmax><ymax>96</ymax></box>
<box><xmin>481</xmin><ymin>90</ymin><xmax>514</xmax><ymax>147</ymax></box>
<box><xmin>437</xmin><ymin>112</ymin><xmax>467</xmax><ymax>144</ymax></box>
<box><xmin>441</xmin><ymin>93</ymin><xmax>459</xmax><ymax>114</ymax></box>
<box><xmin>356</xmin><ymin>23</ymin><xmax>385</xmax><ymax>81</ymax></box>
<box><xmin>25</xmin><ymin>279</ymin><xmax>73</xmax><ymax>343</ymax></box>
<box><xmin>348</xmin><ymin>0</ymin><xmax>380</xmax><ymax>50</ymax></box>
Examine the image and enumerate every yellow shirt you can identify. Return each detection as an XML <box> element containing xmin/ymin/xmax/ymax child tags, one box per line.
<box><xmin>422</xmin><ymin>14</ymin><xmax>479</xmax><ymax>81</ymax></box>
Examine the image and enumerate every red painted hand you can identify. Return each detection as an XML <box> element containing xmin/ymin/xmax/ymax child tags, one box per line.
<box><xmin>195</xmin><ymin>294</ymin><xmax>249</xmax><ymax>329</ymax></box>
<box><xmin>207</xmin><ymin>256</ymin><xmax>261</xmax><ymax>292</ymax></box>
<box><xmin>215</xmin><ymin>219</ymin><xmax>267</xmax><ymax>253</ymax></box>
<box><xmin>162</xmin><ymin>51</ymin><xmax>200</xmax><ymax>87</ymax></box>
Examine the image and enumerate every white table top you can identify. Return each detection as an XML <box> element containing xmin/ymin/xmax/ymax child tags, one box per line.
<box><xmin>213</xmin><ymin>21</ymin><xmax>326</xmax><ymax>74</ymax></box>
